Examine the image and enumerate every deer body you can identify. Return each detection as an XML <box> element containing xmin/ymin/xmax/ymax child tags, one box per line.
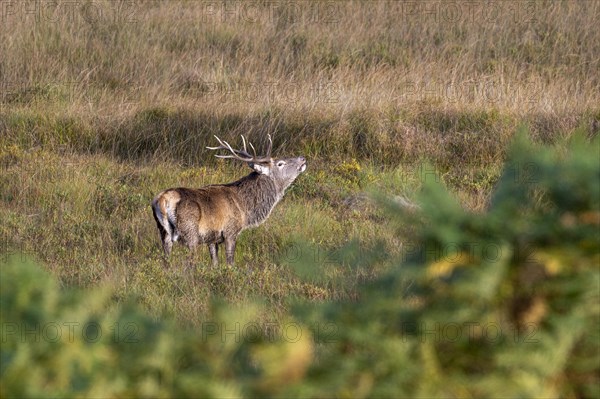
<box><xmin>152</xmin><ymin>136</ymin><xmax>306</xmax><ymax>266</ymax></box>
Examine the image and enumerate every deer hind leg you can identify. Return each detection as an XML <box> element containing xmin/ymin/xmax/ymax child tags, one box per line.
<box><xmin>224</xmin><ymin>236</ymin><xmax>237</xmax><ymax>265</ymax></box>
<box><xmin>163</xmin><ymin>236</ymin><xmax>173</xmax><ymax>257</ymax></box>
<box><xmin>152</xmin><ymin>204</ymin><xmax>173</xmax><ymax>257</ymax></box>
<box><xmin>208</xmin><ymin>243</ymin><xmax>219</xmax><ymax>267</ymax></box>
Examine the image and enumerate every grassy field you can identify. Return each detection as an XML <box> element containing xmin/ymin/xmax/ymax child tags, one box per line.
<box><xmin>1</xmin><ymin>0</ymin><xmax>599</xmax><ymax>330</ymax></box>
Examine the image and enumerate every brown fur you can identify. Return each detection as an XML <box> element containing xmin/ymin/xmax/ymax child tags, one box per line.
<box><xmin>152</xmin><ymin>155</ymin><xmax>306</xmax><ymax>266</ymax></box>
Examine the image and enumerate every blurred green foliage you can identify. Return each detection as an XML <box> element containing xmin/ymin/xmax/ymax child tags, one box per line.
<box><xmin>1</xmin><ymin>132</ymin><xmax>598</xmax><ymax>397</ymax></box>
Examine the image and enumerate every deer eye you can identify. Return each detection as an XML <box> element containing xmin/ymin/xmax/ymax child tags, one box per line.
<box><xmin>277</xmin><ymin>161</ymin><xmax>285</xmax><ymax>167</ymax></box>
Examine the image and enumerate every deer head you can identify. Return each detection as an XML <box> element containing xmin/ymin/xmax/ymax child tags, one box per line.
<box><xmin>207</xmin><ymin>135</ymin><xmax>307</xmax><ymax>191</ymax></box>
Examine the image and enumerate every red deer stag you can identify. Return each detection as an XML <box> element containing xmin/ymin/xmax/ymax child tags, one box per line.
<box><xmin>151</xmin><ymin>135</ymin><xmax>306</xmax><ymax>266</ymax></box>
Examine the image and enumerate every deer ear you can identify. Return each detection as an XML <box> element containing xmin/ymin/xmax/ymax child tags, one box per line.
<box><xmin>249</xmin><ymin>162</ymin><xmax>270</xmax><ymax>176</ymax></box>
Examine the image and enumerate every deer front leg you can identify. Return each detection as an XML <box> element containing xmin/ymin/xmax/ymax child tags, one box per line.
<box><xmin>208</xmin><ymin>243</ymin><xmax>219</xmax><ymax>267</ymax></box>
<box><xmin>224</xmin><ymin>236</ymin><xmax>237</xmax><ymax>265</ymax></box>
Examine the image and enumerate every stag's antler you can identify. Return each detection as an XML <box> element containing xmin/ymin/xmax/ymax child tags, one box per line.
<box><xmin>207</xmin><ymin>135</ymin><xmax>273</xmax><ymax>163</ymax></box>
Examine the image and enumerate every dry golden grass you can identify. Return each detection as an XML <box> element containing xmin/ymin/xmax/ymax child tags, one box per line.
<box><xmin>2</xmin><ymin>1</ymin><xmax>598</xmax><ymax>149</ymax></box>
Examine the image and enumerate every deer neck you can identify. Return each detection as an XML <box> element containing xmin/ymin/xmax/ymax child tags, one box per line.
<box><xmin>234</xmin><ymin>172</ymin><xmax>283</xmax><ymax>228</ymax></box>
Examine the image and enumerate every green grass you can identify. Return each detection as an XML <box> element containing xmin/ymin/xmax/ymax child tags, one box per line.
<box><xmin>0</xmin><ymin>144</ymin><xmax>404</xmax><ymax>325</ymax></box>
<box><xmin>1</xmin><ymin>115</ymin><xmax>595</xmax><ymax>327</ymax></box>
